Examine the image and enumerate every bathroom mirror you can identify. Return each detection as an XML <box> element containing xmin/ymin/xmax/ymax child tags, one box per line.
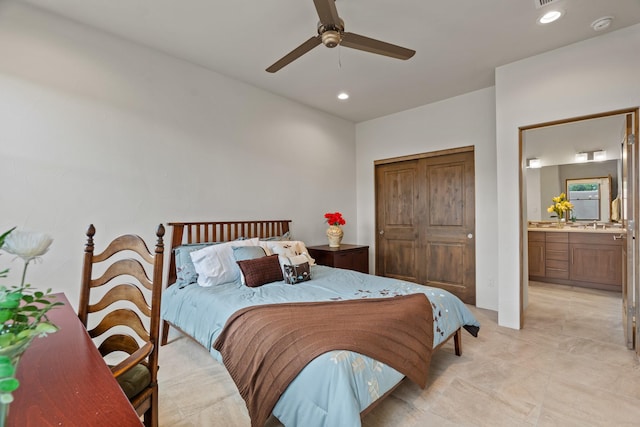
<box><xmin>523</xmin><ymin>114</ymin><xmax>624</xmax><ymax>223</ymax></box>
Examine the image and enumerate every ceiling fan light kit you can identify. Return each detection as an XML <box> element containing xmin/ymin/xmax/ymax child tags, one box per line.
<box><xmin>266</xmin><ymin>0</ymin><xmax>415</xmax><ymax>73</ymax></box>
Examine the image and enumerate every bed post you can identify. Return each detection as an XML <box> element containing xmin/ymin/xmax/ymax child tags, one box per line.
<box><xmin>454</xmin><ymin>328</ymin><xmax>462</xmax><ymax>356</ymax></box>
<box><xmin>161</xmin><ymin>223</ymin><xmax>185</xmax><ymax>346</ymax></box>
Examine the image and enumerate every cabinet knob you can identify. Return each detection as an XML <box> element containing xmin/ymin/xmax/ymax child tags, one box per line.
<box><xmin>379</xmin><ymin>230</ymin><xmax>384</xmax><ymax>235</ymax></box>
<box><xmin>467</xmin><ymin>233</ymin><xmax>473</xmax><ymax>239</ymax></box>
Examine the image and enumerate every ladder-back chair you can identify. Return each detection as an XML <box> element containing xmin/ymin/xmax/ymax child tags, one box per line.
<box><xmin>79</xmin><ymin>224</ymin><xmax>164</xmax><ymax>427</ymax></box>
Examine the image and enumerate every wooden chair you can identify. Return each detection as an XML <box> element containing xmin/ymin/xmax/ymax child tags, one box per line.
<box><xmin>79</xmin><ymin>224</ymin><xmax>165</xmax><ymax>427</ymax></box>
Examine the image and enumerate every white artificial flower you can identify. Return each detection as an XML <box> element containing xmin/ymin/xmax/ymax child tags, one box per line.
<box><xmin>2</xmin><ymin>230</ymin><xmax>53</xmax><ymax>263</ymax></box>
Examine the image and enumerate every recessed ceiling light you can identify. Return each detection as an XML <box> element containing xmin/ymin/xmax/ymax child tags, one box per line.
<box><xmin>538</xmin><ymin>9</ymin><xmax>564</xmax><ymax>24</ymax></box>
<box><xmin>337</xmin><ymin>92</ymin><xmax>349</xmax><ymax>100</ymax></box>
<box><xmin>591</xmin><ymin>16</ymin><xmax>613</xmax><ymax>32</ymax></box>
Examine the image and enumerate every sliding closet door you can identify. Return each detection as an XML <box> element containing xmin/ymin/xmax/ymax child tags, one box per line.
<box><xmin>375</xmin><ymin>147</ymin><xmax>476</xmax><ymax>304</ymax></box>
<box><xmin>375</xmin><ymin>159</ymin><xmax>421</xmax><ymax>283</ymax></box>
<box><xmin>421</xmin><ymin>151</ymin><xmax>476</xmax><ymax>304</ymax></box>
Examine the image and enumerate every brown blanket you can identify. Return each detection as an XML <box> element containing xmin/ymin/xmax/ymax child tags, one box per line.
<box><xmin>212</xmin><ymin>293</ymin><xmax>434</xmax><ymax>427</ymax></box>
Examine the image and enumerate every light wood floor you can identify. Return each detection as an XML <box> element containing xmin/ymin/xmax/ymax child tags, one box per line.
<box><xmin>157</xmin><ymin>282</ymin><xmax>640</xmax><ymax>426</ymax></box>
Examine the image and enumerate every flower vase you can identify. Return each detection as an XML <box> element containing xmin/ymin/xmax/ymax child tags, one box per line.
<box><xmin>326</xmin><ymin>225</ymin><xmax>344</xmax><ymax>248</ymax></box>
<box><xmin>556</xmin><ymin>217</ymin><xmax>566</xmax><ymax>228</ymax></box>
<box><xmin>0</xmin><ymin>337</ymin><xmax>33</xmax><ymax>427</ymax></box>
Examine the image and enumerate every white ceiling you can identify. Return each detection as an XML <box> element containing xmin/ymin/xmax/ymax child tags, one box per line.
<box><xmin>21</xmin><ymin>0</ymin><xmax>640</xmax><ymax>123</ymax></box>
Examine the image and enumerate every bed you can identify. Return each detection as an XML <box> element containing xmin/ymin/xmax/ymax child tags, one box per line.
<box><xmin>160</xmin><ymin>220</ymin><xmax>480</xmax><ymax>427</ymax></box>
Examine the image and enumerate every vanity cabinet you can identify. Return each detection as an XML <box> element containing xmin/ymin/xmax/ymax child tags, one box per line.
<box><xmin>545</xmin><ymin>232</ymin><xmax>569</xmax><ymax>280</ymax></box>
<box><xmin>527</xmin><ymin>231</ymin><xmax>545</xmax><ymax>277</ymax></box>
<box><xmin>569</xmin><ymin>233</ymin><xmax>623</xmax><ymax>287</ymax></box>
<box><xmin>528</xmin><ymin>230</ymin><xmax>624</xmax><ymax>291</ymax></box>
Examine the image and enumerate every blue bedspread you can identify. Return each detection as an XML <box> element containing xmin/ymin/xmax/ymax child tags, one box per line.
<box><xmin>161</xmin><ymin>265</ymin><xmax>479</xmax><ymax>427</ymax></box>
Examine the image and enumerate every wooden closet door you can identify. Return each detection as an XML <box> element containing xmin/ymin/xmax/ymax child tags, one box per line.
<box><xmin>375</xmin><ymin>159</ymin><xmax>421</xmax><ymax>283</ymax></box>
<box><xmin>375</xmin><ymin>149</ymin><xmax>476</xmax><ymax>304</ymax></box>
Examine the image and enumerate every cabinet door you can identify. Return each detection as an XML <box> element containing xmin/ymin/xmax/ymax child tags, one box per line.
<box><xmin>570</xmin><ymin>244</ymin><xmax>622</xmax><ymax>286</ymax></box>
<box><xmin>528</xmin><ymin>240</ymin><xmax>545</xmax><ymax>277</ymax></box>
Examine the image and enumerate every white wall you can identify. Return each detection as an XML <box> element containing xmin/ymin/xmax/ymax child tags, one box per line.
<box><xmin>355</xmin><ymin>87</ymin><xmax>499</xmax><ymax>311</ymax></box>
<box><xmin>0</xmin><ymin>2</ymin><xmax>356</xmax><ymax>308</ymax></box>
<box><xmin>496</xmin><ymin>24</ymin><xmax>640</xmax><ymax>328</ymax></box>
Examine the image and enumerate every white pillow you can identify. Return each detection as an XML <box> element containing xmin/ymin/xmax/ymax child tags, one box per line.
<box><xmin>190</xmin><ymin>238</ymin><xmax>259</xmax><ymax>287</ymax></box>
<box><xmin>266</xmin><ymin>241</ymin><xmax>315</xmax><ymax>266</ymax></box>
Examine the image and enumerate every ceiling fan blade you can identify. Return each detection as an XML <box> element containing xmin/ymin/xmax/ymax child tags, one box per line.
<box><xmin>266</xmin><ymin>36</ymin><xmax>322</xmax><ymax>73</ymax></box>
<box><xmin>313</xmin><ymin>0</ymin><xmax>341</xmax><ymax>26</ymax></box>
<box><xmin>341</xmin><ymin>32</ymin><xmax>415</xmax><ymax>60</ymax></box>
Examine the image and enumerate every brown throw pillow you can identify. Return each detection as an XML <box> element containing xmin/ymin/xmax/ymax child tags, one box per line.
<box><xmin>236</xmin><ymin>254</ymin><xmax>283</xmax><ymax>287</ymax></box>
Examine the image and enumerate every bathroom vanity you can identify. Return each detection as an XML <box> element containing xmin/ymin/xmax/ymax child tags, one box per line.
<box><xmin>528</xmin><ymin>224</ymin><xmax>625</xmax><ymax>292</ymax></box>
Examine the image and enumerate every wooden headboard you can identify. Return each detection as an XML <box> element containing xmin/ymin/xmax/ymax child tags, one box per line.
<box><xmin>165</xmin><ymin>220</ymin><xmax>292</xmax><ymax>287</ymax></box>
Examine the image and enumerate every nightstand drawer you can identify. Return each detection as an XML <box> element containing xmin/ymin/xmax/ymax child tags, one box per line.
<box><xmin>307</xmin><ymin>244</ymin><xmax>369</xmax><ymax>274</ymax></box>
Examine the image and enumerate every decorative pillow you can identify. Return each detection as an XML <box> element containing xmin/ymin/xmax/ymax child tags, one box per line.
<box><xmin>174</xmin><ymin>243</ymin><xmax>219</xmax><ymax>287</ymax></box>
<box><xmin>236</xmin><ymin>255</ymin><xmax>284</xmax><ymax>287</ymax></box>
<box><xmin>264</xmin><ymin>241</ymin><xmax>315</xmax><ymax>266</ymax></box>
<box><xmin>283</xmin><ymin>261</ymin><xmax>311</xmax><ymax>284</ymax></box>
<box><xmin>232</xmin><ymin>246</ymin><xmax>267</xmax><ymax>285</ymax></box>
<box><xmin>232</xmin><ymin>246</ymin><xmax>266</xmax><ymax>261</ymax></box>
<box><xmin>190</xmin><ymin>238</ymin><xmax>260</xmax><ymax>287</ymax></box>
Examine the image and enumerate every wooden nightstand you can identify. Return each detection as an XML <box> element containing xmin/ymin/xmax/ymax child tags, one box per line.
<box><xmin>306</xmin><ymin>244</ymin><xmax>369</xmax><ymax>274</ymax></box>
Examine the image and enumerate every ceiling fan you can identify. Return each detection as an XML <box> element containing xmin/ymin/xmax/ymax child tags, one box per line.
<box><xmin>266</xmin><ymin>0</ymin><xmax>415</xmax><ymax>73</ymax></box>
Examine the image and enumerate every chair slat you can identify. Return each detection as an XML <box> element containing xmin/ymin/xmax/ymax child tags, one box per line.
<box><xmin>89</xmin><ymin>308</ymin><xmax>150</xmax><ymax>342</ymax></box>
<box><xmin>89</xmin><ymin>283</ymin><xmax>151</xmax><ymax>317</ymax></box>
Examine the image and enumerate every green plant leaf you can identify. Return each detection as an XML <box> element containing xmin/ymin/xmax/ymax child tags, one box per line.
<box><xmin>0</xmin><ymin>334</ymin><xmax>15</xmax><ymax>347</ymax></box>
<box><xmin>0</xmin><ymin>363</ymin><xmax>15</xmax><ymax>378</ymax></box>
<box><xmin>0</xmin><ymin>377</ymin><xmax>20</xmax><ymax>393</ymax></box>
<box><xmin>0</xmin><ymin>310</ymin><xmax>11</xmax><ymax>323</ymax></box>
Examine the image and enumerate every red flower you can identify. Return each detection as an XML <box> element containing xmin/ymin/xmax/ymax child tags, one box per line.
<box><xmin>324</xmin><ymin>212</ymin><xmax>346</xmax><ymax>226</ymax></box>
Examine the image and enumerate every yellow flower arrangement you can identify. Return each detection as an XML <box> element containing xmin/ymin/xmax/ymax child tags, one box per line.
<box><xmin>547</xmin><ymin>192</ymin><xmax>574</xmax><ymax>220</ymax></box>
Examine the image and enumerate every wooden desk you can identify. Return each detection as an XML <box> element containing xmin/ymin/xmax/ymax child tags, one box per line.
<box><xmin>9</xmin><ymin>293</ymin><xmax>142</xmax><ymax>426</ymax></box>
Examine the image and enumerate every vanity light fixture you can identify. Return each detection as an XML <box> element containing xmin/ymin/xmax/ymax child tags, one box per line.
<box><xmin>526</xmin><ymin>158</ymin><xmax>542</xmax><ymax>168</ymax></box>
<box><xmin>575</xmin><ymin>150</ymin><xmax>605</xmax><ymax>163</ymax></box>
<box><xmin>538</xmin><ymin>9</ymin><xmax>564</xmax><ymax>25</ymax></box>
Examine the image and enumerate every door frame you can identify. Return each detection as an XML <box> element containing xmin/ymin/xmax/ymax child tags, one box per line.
<box><xmin>518</xmin><ymin>108</ymin><xmax>639</xmax><ymax>338</ymax></box>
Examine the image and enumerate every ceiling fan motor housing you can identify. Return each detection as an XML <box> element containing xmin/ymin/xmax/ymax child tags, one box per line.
<box><xmin>318</xmin><ymin>20</ymin><xmax>344</xmax><ymax>47</ymax></box>
<box><xmin>322</xmin><ymin>30</ymin><xmax>341</xmax><ymax>47</ymax></box>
